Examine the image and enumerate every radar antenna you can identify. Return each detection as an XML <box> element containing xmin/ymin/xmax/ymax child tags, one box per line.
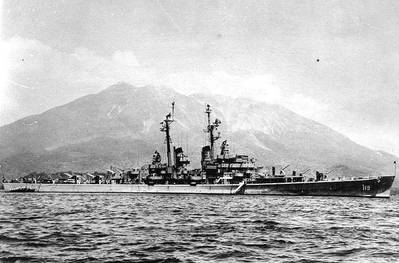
<box><xmin>171</xmin><ymin>101</ymin><xmax>175</xmax><ymax>119</ymax></box>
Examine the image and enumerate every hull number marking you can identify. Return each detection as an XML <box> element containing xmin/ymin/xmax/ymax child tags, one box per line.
<box><xmin>362</xmin><ymin>185</ymin><xmax>371</xmax><ymax>191</ymax></box>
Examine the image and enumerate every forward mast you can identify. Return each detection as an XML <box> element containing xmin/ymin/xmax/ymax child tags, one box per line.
<box><xmin>160</xmin><ymin>102</ymin><xmax>175</xmax><ymax>167</ymax></box>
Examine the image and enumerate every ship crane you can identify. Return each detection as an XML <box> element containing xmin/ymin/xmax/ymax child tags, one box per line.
<box><xmin>204</xmin><ymin>104</ymin><xmax>221</xmax><ymax>160</ymax></box>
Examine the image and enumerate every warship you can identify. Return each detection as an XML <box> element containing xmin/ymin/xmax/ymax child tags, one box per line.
<box><xmin>3</xmin><ymin>103</ymin><xmax>396</xmax><ymax>197</ymax></box>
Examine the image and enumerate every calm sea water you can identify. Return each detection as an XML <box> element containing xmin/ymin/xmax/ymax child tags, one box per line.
<box><xmin>0</xmin><ymin>192</ymin><xmax>398</xmax><ymax>263</ymax></box>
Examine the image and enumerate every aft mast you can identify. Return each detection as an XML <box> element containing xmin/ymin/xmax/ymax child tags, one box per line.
<box><xmin>204</xmin><ymin>104</ymin><xmax>221</xmax><ymax>160</ymax></box>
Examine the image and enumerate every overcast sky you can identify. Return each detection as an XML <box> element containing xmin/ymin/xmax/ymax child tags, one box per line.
<box><xmin>1</xmin><ymin>0</ymin><xmax>399</xmax><ymax>155</ymax></box>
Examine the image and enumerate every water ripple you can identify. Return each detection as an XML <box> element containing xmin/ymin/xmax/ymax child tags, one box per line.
<box><xmin>0</xmin><ymin>192</ymin><xmax>398</xmax><ymax>262</ymax></box>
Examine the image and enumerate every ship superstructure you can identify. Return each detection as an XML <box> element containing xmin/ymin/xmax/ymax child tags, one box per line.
<box><xmin>200</xmin><ymin>104</ymin><xmax>257</xmax><ymax>184</ymax></box>
<box><xmin>145</xmin><ymin>102</ymin><xmax>192</xmax><ymax>185</ymax></box>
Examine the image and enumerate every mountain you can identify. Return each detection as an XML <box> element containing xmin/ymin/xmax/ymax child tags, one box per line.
<box><xmin>0</xmin><ymin>82</ymin><xmax>397</xmax><ymax>185</ymax></box>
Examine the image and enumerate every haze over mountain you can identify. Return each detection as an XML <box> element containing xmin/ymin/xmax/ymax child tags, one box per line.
<box><xmin>0</xmin><ymin>83</ymin><xmax>396</xmax><ymax>182</ymax></box>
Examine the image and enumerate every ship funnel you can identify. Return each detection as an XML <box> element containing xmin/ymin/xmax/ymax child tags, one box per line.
<box><xmin>201</xmin><ymin>146</ymin><xmax>211</xmax><ymax>168</ymax></box>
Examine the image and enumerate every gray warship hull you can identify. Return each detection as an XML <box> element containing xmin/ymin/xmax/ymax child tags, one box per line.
<box><xmin>3</xmin><ymin>175</ymin><xmax>395</xmax><ymax>198</ymax></box>
<box><xmin>245</xmin><ymin>175</ymin><xmax>395</xmax><ymax>198</ymax></box>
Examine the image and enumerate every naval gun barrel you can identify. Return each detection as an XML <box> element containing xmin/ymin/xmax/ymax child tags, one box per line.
<box><xmin>325</xmin><ymin>169</ymin><xmax>335</xmax><ymax>175</ymax></box>
<box><xmin>300</xmin><ymin>168</ymin><xmax>310</xmax><ymax>175</ymax></box>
